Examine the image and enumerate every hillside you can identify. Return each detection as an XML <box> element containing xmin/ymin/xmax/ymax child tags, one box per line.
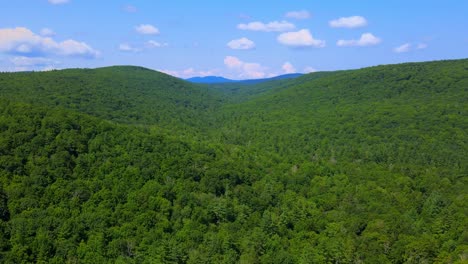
<box><xmin>0</xmin><ymin>66</ymin><xmax>223</xmax><ymax>134</ymax></box>
<box><xmin>0</xmin><ymin>59</ymin><xmax>466</xmax><ymax>263</ymax></box>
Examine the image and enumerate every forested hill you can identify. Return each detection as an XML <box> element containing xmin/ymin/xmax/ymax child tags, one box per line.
<box><xmin>0</xmin><ymin>66</ymin><xmax>223</xmax><ymax>133</ymax></box>
<box><xmin>0</xmin><ymin>59</ymin><xmax>467</xmax><ymax>263</ymax></box>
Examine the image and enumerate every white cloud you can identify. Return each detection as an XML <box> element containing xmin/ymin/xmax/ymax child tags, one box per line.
<box><xmin>224</xmin><ymin>56</ymin><xmax>243</xmax><ymax>68</ymax></box>
<box><xmin>282</xmin><ymin>62</ymin><xmax>296</xmax><ymax>73</ymax></box>
<box><xmin>0</xmin><ymin>27</ymin><xmax>99</xmax><ymax>58</ymax></box>
<box><xmin>285</xmin><ymin>10</ymin><xmax>311</xmax><ymax>20</ymax></box>
<box><xmin>146</xmin><ymin>40</ymin><xmax>168</xmax><ymax>48</ymax></box>
<box><xmin>224</xmin><ymin>56</ymin><xmax>267</xmax><ymax>79</ymax></box>
<box><xmin>159</xmin><ymin>68</ymin><xmax>220</xmax><ymax>78</ymax></box>
<box><xmin>392</xmin><ymin>42</ymin><xmax>428</xmax><ymax>53</ymax></box>
<box><xmin>58</xmin><ymin>40</ymin><xmax>100</xmax><ymax>57</ymax></box>
<box><xmin>237</xmin><ymin>21</ymin><xmax>295</xmax><ymax>32</ymax></box>
<box><xmin>329</xmin><ymin>16</ymin><xmax>367</xmax><ymax>28</ymax></box>
<box><xmin>337</xmin><ymin>33</ymin><xmax>381</xmax><ymax>47</ymax></box>
<box><xmin>277</xmin><ymin>29</ymin><xmax>325</xmax><ymax>48</ymax></box>
<box><xmin>417</xmin><ymin>43</ymin><xmax>428</xmax><ymax>49</ymax></box>
<box><xmin>393</xmin><ymin>43</ymin><xmax>411</xmax><ymax>53</ymax></box>
<box><xmin>10</xmin><ymin>56</ymin><xmax>57</xmax><ymax>66</ymax></box>
<box><xmin>119</xmin><ymin>43</ymin><xmax>140</xmax><ymax>52</ymax></box>
<box><xmin>119</xmin><ymin>41</ymin><xmax>167</xmax><ymax>52</ymax></box>
<box><xmin>135</xmin><ymin>24</ymin><xmax>159</xmax><ymax>35</ymax></box>
<box><xmin>40</xmin><ymin>28</ymin><xmax>55</xmax><ymax>37</ymax></box>
<box><xmin>303</xmin><ymin>66</ymin><xmax>317</xmax><ymax>73</ymax></box>
<box><xmin>227</xmin><ymin>37</ymin><xmax>255</xmax><ymax>50</ymax></box>
<box><xmin>48</xmin><ymin>0</ymin><xmax>70</xmax><ymax>4</ymax></box>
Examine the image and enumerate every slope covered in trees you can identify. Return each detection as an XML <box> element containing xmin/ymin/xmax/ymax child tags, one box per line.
<box><xmin>0</xmin><ymin>66</ymin><xmax>223</xmax><ymax>134</ymax></box>
<box><xmin>0</xmin><ymin>59</ymin><xmax>466</xmax><ymax>263</ymax></box>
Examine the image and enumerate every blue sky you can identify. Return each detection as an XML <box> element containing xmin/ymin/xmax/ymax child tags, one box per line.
<box><xmin>1</xmin><ymin>0</ymin><xmax>467</xmax><ymax>79</ymax></box>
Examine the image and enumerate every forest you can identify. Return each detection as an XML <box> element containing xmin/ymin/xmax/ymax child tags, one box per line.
<box><xmin>0</xmin><ymin>59</ymin><xmax>466</xmax><ymax>263</ymax></box>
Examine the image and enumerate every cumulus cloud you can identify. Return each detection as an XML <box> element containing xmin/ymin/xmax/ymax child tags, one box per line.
<box><xmin>277</xmin><ymin>29</ymin><xmax>325</xmax><ymax>48</ymax></box>
<box><xmin>119</xmin><ymin>41</ymin><xmax>167</xmax><ymax>52</ymax></box>
<box><xmin>417</xmin><ymin>43</ymin><xmax>428</xmax><ymax>49</ymax></box>
<box><xmin>303</xmin><ymin>66</ymin><xmax>317</xmax><ymax>73</ymax></box>
<box><xmin>393</xmin><ymin>43</ymin><xmax>411</xmax><ymax>53</ymax></box>
<box><xmin>135</xmin><ymin>24</ymin><xmax>159</xmax><ymax>35</ymax></box>
<box><xmin>159</xmin><ymin>68</ymin><xmax>220</xmax><ymax>79</ymax></box>
<box><xmin>337</xmin><ymin>33</ymin><xmax>381</xmax><ymax>47</ymax></box>
<box><xmin>237</xmin><ymin>21</ymin><xmax>295</xmax><ymax>32</ymax></box>
<box><xmin>285</xmin><ymin>10</ymin><xmax>311</xmax><ymax>20</ymax></box>
<box><xmin>11</xmin><ymin>56</ymin><xmax>57</xmax><ymax>66</ymax></box>
<box><xmin>146</xmin><ymin>40</ymin><xmax>168</xmax><ymax>48</ymax></box>
<box><xmin>224</xmin><ymin>56</ymin><xmax>267</xmax><ymax>79</ymax></box>
<box><xmin>224</xmin><ymin>56</ymin><xmax>243</xmax><ymax>68</ymax></box>
<box><xmin>227</xmin><ymin>37</ymin><xmax>255</xmax><ymax>50</ymax></box>
<box><xmin>0</xmin><ymin>27</ymin><xmax>99</xmax><ymax>58</ymax></box>
<box><xmin>282</xmin><ymin>62</ymin><xmax>296</xmax><ymax>73</ymax></box>
<box><xmin>48</xmin><ymin>0</ymin><xmax>70</xmax><ymax>4</ymax></box>
<box><xmin>119</xmin><ymin>43</ymin><xmax>140</xmax><ymax>52</ymax></box>
<box><xmin>8</xmin><ymin>56</ymin><xmax>60</xmax><ymax>72</ymax></box>
<box><xmin>40</xmin><ymin>28</ymin><xmax>55</xmax><ymax>37</ymax></box>
<box><xmin>393</xmin><ymin>42</ymin><xmax>428</xmax><ymax>53</ymax></box>
<box><xmin>329</xmin><ymin>16</ymin><xmax>367</xmax><ymax>28</ymax></box>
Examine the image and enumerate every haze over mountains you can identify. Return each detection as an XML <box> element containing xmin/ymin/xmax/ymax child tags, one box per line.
<box><xmin>186</xmin><ymin>73</ymin><xmax>303</xmax><ymax>84</ymax></box>
<box><xmin>0</xmin><ymin>59</ymin><xmax>466</xmax><ymax>263</ymax></box>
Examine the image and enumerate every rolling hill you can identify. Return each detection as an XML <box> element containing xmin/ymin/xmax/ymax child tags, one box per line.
<box><xmin>0</xmin><ymin>59</ymin><xmax>466</xmax><ymax>263</ymax></box>
<box><xmin>0</xmin><ymin>66</ymin><xmax>223</xmax><ymax>134</ymax></box>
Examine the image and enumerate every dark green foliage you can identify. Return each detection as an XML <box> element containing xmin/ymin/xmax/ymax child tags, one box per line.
<box><xmin>0</xmin><ymin>59</ymin><xmax>466</xmax><ymax>263</ymax></box>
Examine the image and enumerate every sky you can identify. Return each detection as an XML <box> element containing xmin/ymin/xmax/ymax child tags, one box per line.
<box><xmin>1</xmin><ymin>0</ymin><xmax>467</xmax><ymax>79</ymax></box>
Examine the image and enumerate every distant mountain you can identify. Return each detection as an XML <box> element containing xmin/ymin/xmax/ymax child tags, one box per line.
<box><xmin>186</xmin><ymin>76</ymin><xmax>236</xmax><ymax>83</ymax></box>
<box><xmin>186</xmin><ymin>73</ymin><xmax>303</xmax><ymax>84</ymax></box>
<box><xmin>239</xmin><ymin>73</ymin><xmax>303</xmax><ymax>84</ymax></box>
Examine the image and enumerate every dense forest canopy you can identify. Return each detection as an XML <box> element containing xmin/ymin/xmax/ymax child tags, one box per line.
<box><xmin>0</xmin><ymin>59</ymin><xmax>467</xmax><ymax>263</ymax></box>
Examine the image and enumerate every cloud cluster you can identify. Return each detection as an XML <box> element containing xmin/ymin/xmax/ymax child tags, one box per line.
<box><xmin>282</xmin><ymin>62</ymin><xmax>296</xmax><ymax>73</ymax></box>
<box><xmin>147</xmin><ymin>40</ymin><xmax>168</xmax><ymax>48</ymax></box>
<box><xmin>40</xmin><ymin>28</ymin><xmax>55</xmax><ymax>37</ymax></box>
<box><xmin>227</xmin><ymin>37</ymin><xmax>255</xmax><ymax>50</ymax></box>
<box><xmin>393</xmin><ymin>42</ymin><xmax>428</xmax><ymax>53</ymax></box>
<box><xmin>393</xmin><ymin>43</ymin><xmax>411</xmax><ymax>53</ymax></box>
<box><xmin>0</xmin><ymin>27</ymin><xmax>99</xmax><ymax>58</ymax></box>
<box><xmin>329</xmin><ymin>16</ymin><xmax>367</xmax><ymax>28</ymax></box>
<box><xmin>119</xmin><ymin>41</ymin><xmax>168</xmax><ymax>53</ymax></box>
<box><xmin>119</xmin><ymin>43</ymin><xmax>140</xmax><ymax>53</ymax></box>
<box><xmin>135</xmin><ymin>24</ymin><xmax>159</xmax><ymax>35</ymax></box>
<box><xmin>285</xmin><ymin>10</ymin><xmax>311</xmax><ymax>20</ymax></box>
<box><xmin>303</xmin><ymin>66</ymin><xmax>317</xmax><ymax>73</ymax></box>
<box><xmin>10</xmin><ymin>56</ymin><xmax>57</xmax><ymax>67</ymax></box>
<box><xmin>224</xmin><ymin>56</ymin><xmax>267</xmax><ymax>79</ymax></box>
<box><xmin>277</xmin><ymin>29</ymin><xmax>325</xmax><ymax>48</ymax></box>
<box><xmin>237</xmin><ymin>21</ymin><xmax>295</xmax><ymax>32</ymax></box>
<box><xmin>159</xmin><ymin>68</ymin><xmax>220</xmax><ymax>79</ymax></box>
<box><xmin>337</xmin><ymin>33</ymin><xmax>381</xmax><ymax>47</ymax></box>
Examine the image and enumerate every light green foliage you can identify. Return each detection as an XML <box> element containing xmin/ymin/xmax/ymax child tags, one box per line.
<box><xmin>0</xmin><ymin>59</ymin><xmax>466</xmax><ymax>263</ymax></box>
